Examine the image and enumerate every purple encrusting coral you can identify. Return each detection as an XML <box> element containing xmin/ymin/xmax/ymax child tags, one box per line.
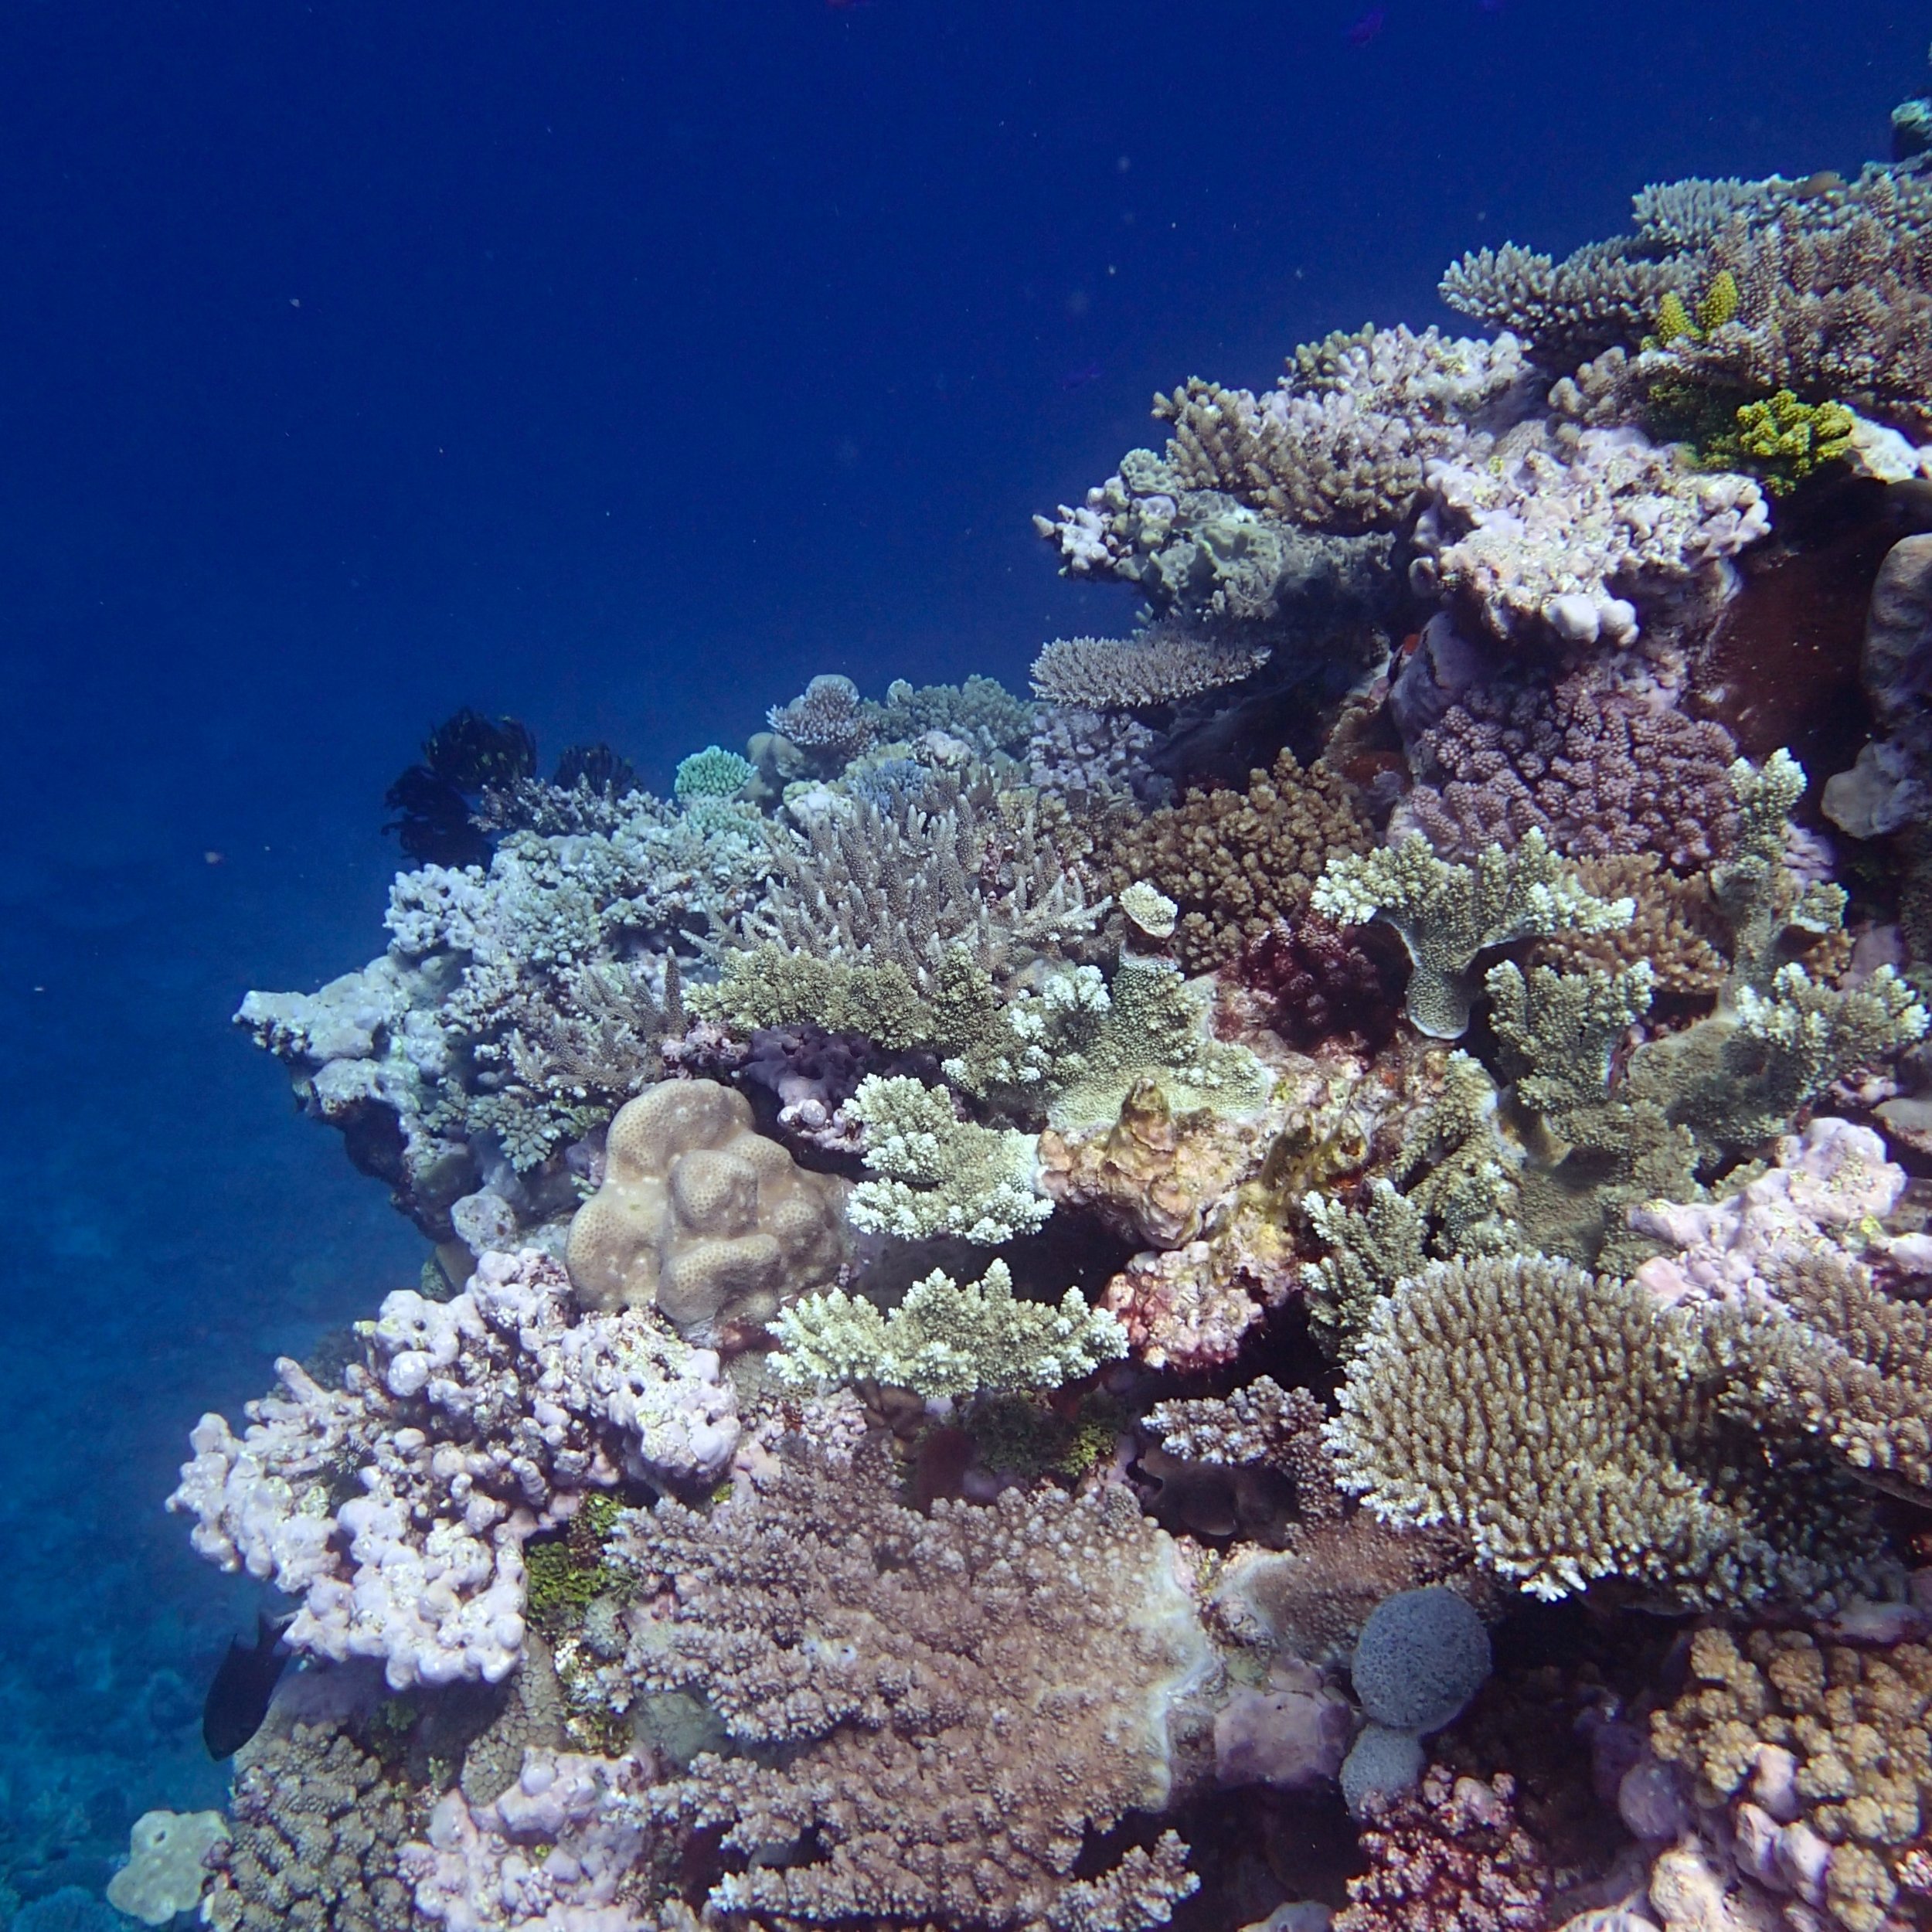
<box><xmin>148</xmin><ymin>73</ymin><xmax>1932</xmax><ymax>1932</ymax></box>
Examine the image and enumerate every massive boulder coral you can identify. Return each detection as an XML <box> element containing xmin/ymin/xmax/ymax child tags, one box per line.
<box><xmin>564</xmin><ymin>1079</ymin><xmax>849</xmax><ymax>1341</ymax></box>
<box><xmin>168</xmin><ymin>1249</ymin><xmax>740</xmax><ymax>1688</ymax></box>
<box><xmin>605</xmin><ymin>1437</ymin><xmax>1214</xmax><ymax>1930</ymax></box>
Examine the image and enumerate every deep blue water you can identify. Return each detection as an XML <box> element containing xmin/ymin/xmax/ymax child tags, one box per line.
<box><xmin>0</xmin><ymin>0</ymin><xmax>1917</xmax><ymax>1911</ymax></box>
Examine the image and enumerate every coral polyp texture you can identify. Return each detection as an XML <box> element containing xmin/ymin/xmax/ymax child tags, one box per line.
<box><xmin>172</xmin><ymin>79</ymin><xmax>1932</xmax><ymax>1932</ymax></box>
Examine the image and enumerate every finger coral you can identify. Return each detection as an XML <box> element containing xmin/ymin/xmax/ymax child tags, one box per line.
<box><xmin>1651</xmin><ymin>1625</ymin><xmax>1932</xmax><ymax>1932</ymax></box>
<box><xmin>607</xmin><ymin>1437</ymin><xmax>1213</xmax><ymax>1930</ymax></box>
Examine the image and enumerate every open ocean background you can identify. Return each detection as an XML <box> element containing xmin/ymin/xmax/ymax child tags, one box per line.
<box><xmin>0</xmin><ymin>0</ymin><xmax>1918</xmax><ymax>1913</ymax></box>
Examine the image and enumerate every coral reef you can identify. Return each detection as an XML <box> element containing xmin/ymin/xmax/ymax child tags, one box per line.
<box><xmin>159</xmin><ymin>90</ymin><xmax>1932</xmax><ymax>1932</ymax></box>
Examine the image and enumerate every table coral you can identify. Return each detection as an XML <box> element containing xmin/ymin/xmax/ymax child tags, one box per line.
<box><xmin>1651</xmin><ymin>1625</ymin><xmax>1932</xmax><ymax>1932</ymax></box>
<box><xmin>766</xmin><ymin>1257</ymin><xmax>1126</xmax><ymax>1400</ymax></box>
<box><xmin>1313</xmin><ymin>828</ymin><xmax>1633</xmax><ymax>1040</ymax></box>
<box><xmin>564</xmin><ymin>1078</ymin><xmax>849</xmax><ymax>1341</ymax></box>
<box><xmin>607</xmin><ymin>1437</ymin><xmax>1213</xmax><ymax>1930</ymax></box>
<box><xmin>1327</xmin><ymin>1250</ymin><xmax>1891</xmax><ymax>1609</ymax></box>
<box><xmin>1107</xmin><ymin>749</ymin><xmax>1375</xmax><ymax>974</ymax></box>
<box><xmin>169</xmin><ymin>1249</ymin><xmax>740</xmax><ymax>1689</ymax></box>
<box><xmin>1029</xmin><ymin>628</ymin><xmax>1272</xmax><ymax>709</ymax></box>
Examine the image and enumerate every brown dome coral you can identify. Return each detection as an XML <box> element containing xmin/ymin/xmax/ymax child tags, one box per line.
<box><xmin>565</xmin><ymin>1079</ymin><xmax>849</xmax><ymax>1342</ymax></box>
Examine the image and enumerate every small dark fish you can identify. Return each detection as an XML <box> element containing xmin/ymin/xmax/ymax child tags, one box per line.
<box><xmin>1345</xmin><ymin>7</ymin><xmax>1386</xmax><ymax>44</ymax></box>
<box><xmin>1060</xmin><ymin>361</ymin><xmax>1104</xmax><ymax>391</ymax></box>
<box><xmin>202</xmin><ymin>1613</ymin><xmax>293</xmax><ymax>1760</ymax></box>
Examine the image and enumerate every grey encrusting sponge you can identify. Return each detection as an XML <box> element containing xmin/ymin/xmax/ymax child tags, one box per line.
<box><xmin>1349</xmin><ymin>1585</ymin><xmax>1492</xmax><ymax>1734</ymax></box>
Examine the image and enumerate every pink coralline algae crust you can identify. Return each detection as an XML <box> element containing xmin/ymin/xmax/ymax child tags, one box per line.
<box><xmin>167</xmin><ymin>1249</ymin><xmax>740</xmax><ymax>1689</ymax></box>
<box><xmin>1403</xmin><ymin>664</ymin><xmax>1740</xmax><ymax>871</ymax></box>
<box><xmin>1632</xmin><ymin>1117</ymin><xmax>1907</xmax><ymax>1307</ymax></box>
<box><xmin>401</xmin><ymin>1748</ymin><xmax>657</xmax><ymax>1932</ymax></box>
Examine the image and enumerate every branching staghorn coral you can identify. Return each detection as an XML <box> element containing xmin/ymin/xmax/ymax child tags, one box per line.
<box><xmin>767</xmin><ymin>1258</ymin><xmax>1127</xmax><ymax>1400</ymax></box>
<box><xmin>731</xmin><ymin>777</ymin><xmax>1106</xmax><ymax>998</ymax></box>
<box><xmin>1326</xmin><ymin>1251</ymin><xmax>1893</xmax><ymax>1609</ymax></box>
<box><xmin>1145</xmin><ymin>1376</ymin><xmax>1328</xmax><ymax>1471</ymax></box>
<box><xmin>607</xmin><ymin>1437</ymin><xmax>1211</xmax><ymax>1930</ymax></box>
<box><xmin>1107</xmin><ymin>749</ymin><xmax>1376</xmax><ymax>973</ymax></box>
<box><xmin>688</xmin><ymin>943</ymin><xmax>934</xmax><ymax>1049</ymax></box>
<box><xmin>1029</xmin><ymin>628</ymin><xmax>1270</xmax><ymax>709</ymax></box>
<box><xmin>843</xmin><ymin>1073</ymin><xmax>1051</xmax><ymax>1244</ymax></box>
<box><xmin>1311</xmin><ymin>827</ymin><xmax>1634</xmax><ymax>1039</ymax></box>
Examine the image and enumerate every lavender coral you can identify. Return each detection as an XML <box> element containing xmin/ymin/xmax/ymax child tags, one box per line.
<box><xmin>607</xmin><ymin>1437</ymin><xmax>1213</xmax><ymax>1930</ymax></box>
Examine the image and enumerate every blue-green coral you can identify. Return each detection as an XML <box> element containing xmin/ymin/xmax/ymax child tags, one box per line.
<box><xmin>673</xmin><ymin>744</ymin><xmax>755</xmax><ymax>802</ymax></box>
<box><xmin>767</xmin><ymin>1259</ymin><xmax>1126</xmax><ymax>1400</ymax></box>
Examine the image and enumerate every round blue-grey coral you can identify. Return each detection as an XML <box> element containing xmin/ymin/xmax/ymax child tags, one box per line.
<box><xmin>1349</xmin><ymin>1585</ymin><xmax>1491</xmax><ymax>1734</ymax></box>
<box><xmin>1339</xmin><ymin>1722</ymin><xmax>1427</xmax><ymax>1819</ymax></box>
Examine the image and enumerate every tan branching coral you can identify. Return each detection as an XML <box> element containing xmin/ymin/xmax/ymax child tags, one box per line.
<box><xmin>610</xmin><ymin>1438</ymin><xmax>1213</xmax><ymax>1930</ymax></box>
<box><xmin>1029</xmin><ymin>628</ymin><xmax>1270</xmax><ymax>709</ymax></box>
<box><xmin>565</xmin><ymin>1079</ymin><xmax>849</xmax><ymax>1340</ymax></box>
<box><xmin>1150</xmin><ymin>325</ymin><xmax>1535</xmax><ymax>535</ymax></box>
<box><xmin>1326</xmin><ymin>1252</ymin><xmax>1891</xmax><ymax>1609</ymax></box>
<box><xmin>1699</xmin><ymin>1250</ymin><xmax>1932</xmax><ymax>1501</ymax></box>
<box><xmin>1651</xmin><ymin>1626</ymin><xmax>1932</xmax><ymax>1932</ymax></box>
<box><xmin>1146</xmin><ymin>1376</ymin><xmax>1327</xmax><ymax>1472</ymax></box>
<box><xmin>1109</xmin><ymin>750</ymin><xmax>1375</xmax><ymax>973</ymax></box>
<box><xmin>1527</xmin><ymin>854</ymin><xmax>1730</xmax><ymax>998</ymax></box>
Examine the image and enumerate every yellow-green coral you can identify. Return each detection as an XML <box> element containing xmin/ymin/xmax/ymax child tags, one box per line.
<box><xmin>1710</xmin><ymin>389</ymin><xmax>1855</xmax><ymax>494</ymax></box>
<box><xmin>1696</xmin><ymin>267</ymin><xmax>1740</xmax><ymax>333</ymax></box>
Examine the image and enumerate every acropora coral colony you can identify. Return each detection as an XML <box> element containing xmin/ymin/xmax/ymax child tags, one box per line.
<box><xmin>147</xmin><ymin>75</ymin><xmax>1932</xmax><ymax>1932</ymax></box>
